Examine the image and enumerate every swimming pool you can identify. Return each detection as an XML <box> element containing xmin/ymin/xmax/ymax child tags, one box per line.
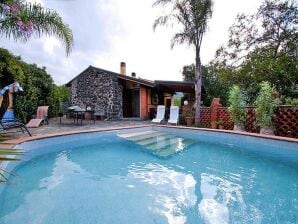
<box><xmin>0</xmin><ymin>126</ymin><xmax>297</xmax><ymax>224</ymax></box>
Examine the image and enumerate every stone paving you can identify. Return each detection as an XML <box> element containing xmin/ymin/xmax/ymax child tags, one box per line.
<box><xmin>1</xmin><ymin>117</ymin><xmax>151</xmax><ymax>139</ymax></box>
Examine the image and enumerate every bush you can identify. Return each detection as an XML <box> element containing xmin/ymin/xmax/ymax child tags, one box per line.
<box><xmin>284</xmin><ymin>98</ymin><xmax>298</xmax><ymax>106</ymax></box>
<box><xmin>179</xmin><ymin>114</ymin><xmax>186</xmax><ymax>125</ymax></box>
<box><xmin>173</xmin><ymin>97</ymin><xmax>181</xmax><ymax>106</ymax></box>
<box><xmin>255</xmin><ymin>82</ymin><xmax>278</xmax><ymax>128</ymax></box>
<box><xmin>0</xmin><ymin>48</ymin><xmax>69</xmax><ymax>122</ymax></box>
<box><xmin>228</xmin><ymin>85</ymin><xmax>246</xmax><ymax>126</ymax></box>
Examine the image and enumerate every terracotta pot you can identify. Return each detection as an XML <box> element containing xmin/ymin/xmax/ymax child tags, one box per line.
<box><xmin>260</xmin><ymin>127</ymin><xmax>274</xmax><ymax>135</ymax></box>
<box><xmin>211</xmin><ymin>121</ymin><xmax>217</xmax><ymax>129</ymax></box>
<box><xmin>185</xmin><ymin>117</ymin><xmax>194</xmax><ymax>126</ymax></box>
<box><xmin>233</xmin><ymin>125</ymin><xmax>245</xmax><ymax>132</ymax></box>
<box><xmin>218</xmin><ymin>125</ymin><xmax>224</xmax><ymax>130</ymax></box>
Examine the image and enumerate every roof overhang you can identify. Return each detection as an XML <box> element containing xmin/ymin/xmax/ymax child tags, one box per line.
<box><xmin>65</xmin><ymin>66</ymin><xmax>195</xmax><ymax>93</ymax></box>
<box><xmin>117</xmin><ymin>74</ymin><xmax>155</xmax><ymax>88</ymax></box>
<box><xmin>154</xmin><ymin>80</ymin><xmax>195</xmax><ymax>93</ymax></box>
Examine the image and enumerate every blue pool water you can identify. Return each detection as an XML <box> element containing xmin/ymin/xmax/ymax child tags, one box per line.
<box><xmin>0</xmin><ymin>127</ymin><xmax>297</xmax><ymax>224</ymax></box>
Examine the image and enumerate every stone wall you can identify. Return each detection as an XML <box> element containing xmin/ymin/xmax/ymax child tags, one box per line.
<box><xmin>70</xmin><ymin>67</ymin><xmax>123</xmax><ymax>119</ymax></box>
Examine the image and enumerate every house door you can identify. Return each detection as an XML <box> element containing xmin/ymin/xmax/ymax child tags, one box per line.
<box><xmin>123</xmin><ymin>89</ymin><xmax>140</xmax><ymax>117</ymax></box>
<box><xmin>131</xmin><ymin>89</ymin><xmax>140</xmax><ymax>117</ymax></box>
<box><xmin>123</xmin><ymin>90</ymin><xmax>132</xmax><ymax>117</ymax></box>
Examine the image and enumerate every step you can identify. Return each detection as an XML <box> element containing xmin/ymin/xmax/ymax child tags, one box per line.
<box><xmin>146</xmin><ymin>137</ymin><xmax>182</xmax><ymax>151</ymax></box>
<box><xmin>128</xmin><ymin>132</ymin><xmax>167</xmax><ymax>142</ymax></box>
<box><xmin>155</xmin><ymin>139</ymin><xmax>195</xmax><ymax>157</ymax></box>
<box><xmin>118</xmin><ymin>130</ymin><xmax>158</xmax><ymax>138</ymax></box>
<box><xmin>136</xmin><ymin>135</ymin><xmax>174</xmax><ymax>146</ymax></box>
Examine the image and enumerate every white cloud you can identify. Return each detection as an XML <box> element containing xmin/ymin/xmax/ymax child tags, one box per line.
<box><xmin>43</xmin><ymin>37</ymin><xmax>61</xmax><ymax>55</ymax></box>
<box><xmin>0</xmin><ymin>0</ymin><xmax>263</xmax><ymax>85</ymax></box>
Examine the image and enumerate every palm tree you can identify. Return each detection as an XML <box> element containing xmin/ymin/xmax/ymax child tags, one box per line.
<box><xmin>153</xmin><ymin>0</ymin><xmax>213</xmax><ymax>124</ymax></box>
<box><xmin>0</xmin><ymin>0</ymin><xmax>73</xmax><ymax>55</ymax></box>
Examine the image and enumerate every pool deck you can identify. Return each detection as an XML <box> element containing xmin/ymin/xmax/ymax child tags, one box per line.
<box><xmin>0</xmin><ymin>117</ymin><xmax>297</xmax><ymax>148</ymax></box>
<box><xmin>0</xmin><ymin>118</ymin><xmax>151</xmax><ymax>146</ymax></box>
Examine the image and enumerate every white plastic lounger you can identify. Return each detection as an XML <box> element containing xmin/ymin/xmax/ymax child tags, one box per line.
<box><xmin>167</xmin><ymin>106</ymin><xmax>179</xmax><ymax>125</ymax></box>
<box><xmin>152</xmin><ymin>105</ymin><xmax>165</xmax><ymax>124</ymax></box>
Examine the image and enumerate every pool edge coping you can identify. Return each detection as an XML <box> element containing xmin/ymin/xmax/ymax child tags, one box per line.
<box><xmin>1</xmin><ymin>124</ymin><xmax>297</xmax><ymax>149</ymax></box>
<box><xmin>156</xmin><ymin>125</ymin><xmax>298</xmax><ymax>143</ymax></box>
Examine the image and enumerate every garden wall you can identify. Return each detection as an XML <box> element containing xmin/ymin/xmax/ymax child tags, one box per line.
<box><xmin>182</xmin><ymin>100</ymin><xmax>298</xmax><ymax>138</ymax></box>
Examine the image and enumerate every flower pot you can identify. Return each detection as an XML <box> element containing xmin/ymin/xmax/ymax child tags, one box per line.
<box><xmin>260</xmin><ymin>127</ymin><xmax>274</xmax><ymax>135</ymax></box>
<box><xmin>218</xmin><ymin>125</ymin><xmax>224</xmax><ymax>130</ymax></box>
<box><xmin>185</xmin><ymin>117</ymin><xmax>194</xmax><ymax>126</ymax></box>
<box><xmin>233</xmin><ymin>125</ymin><xmax>245</xmax><ymax>132</ymax></box>
<box><xmin>211</xmin><ymin>121</ymin><xmax>217</xmax><ymax>129</ymax></box>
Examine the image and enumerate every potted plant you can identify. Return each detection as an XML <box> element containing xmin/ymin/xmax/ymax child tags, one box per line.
<box><xmin>255</xmin><ymin>82</ymin><xmax>278</xmax><ymax>135</ymax></box>
<box><xmin>228</xmin><ymin>85</ymin><xmax>246</xmax><ymax>131</ymax></box>
<box><xmin>185</xmin><ymin>110</ymin><xmax>195</xmax><ymax>126</ymax></box>
<box><xmin>216</xmin><ymin>119</ymin><xmax>225</xmax><ymax>129</ymax></box>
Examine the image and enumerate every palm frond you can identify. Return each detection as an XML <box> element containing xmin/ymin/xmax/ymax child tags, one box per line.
<box><xmin>153</xmin><ymin>15</ymin><xmax>170</xmax><ymax>30</ymax></box>
<box><xmin>0</xmin><ymin>167</ymin><xmax>18</xmax><ymax>183</ymax></box>
<box><xmin>153</xmin><ymin>0</ymin><xmax>213</xmax><ymax>49</ymax></box>
<box><xmin>152</xmin><ymin>0</ymin><xmax>172</xmax><ymax>7</ymax></box>
<box><xmin>0</xmin><ymin>148</ymin><xmax>23</xmax><ymax>183</ymax></box>
<box><xmin>0</xmin><ymin>149</ymin><xmax>23</xmax><ymax>161</ymax></box>
<box><xmin>0</xmin><ymin>157</ymin><xmax>20</xmax><ymax>161</ymax></box>
<box><xmin>171</xmin><ymin>32</ymin><xmax>193</xmax><ymax>48</ymax></box>
<box><xmin>0</xmin><ymin>2</ymin><xmax>73</xmax><ymax>55</ymax></box>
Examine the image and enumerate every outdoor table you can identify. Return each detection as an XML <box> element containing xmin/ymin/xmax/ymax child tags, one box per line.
<box><xmin>66</xmin><ymin>106</ymin><xmax>98</xmax><ymax>125</ymax></box>
<box><xmin>73</xmin><ymin>109</ymin><xmax>85</xmax><ymax>125</ymax></box>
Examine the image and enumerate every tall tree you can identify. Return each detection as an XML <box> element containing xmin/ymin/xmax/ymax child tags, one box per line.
<box><xmin>182</xmin><ymin>64</ymin><xmax>195</xmax><ymax>81</ymax></box>
<box><xmin>217</xmin><ymin>0</ymin><xmax>298</xmax><ymax>63</ymax></box>
<box><xmin>182</xmin><ymin>63</ymin><xmax>230</xmax><ymax>106</ymax></box>
<box><xmin>214</xmin><ymin>0</ymin><xmax>297</xmax><ymax>101</ymax></box>
<box><xmin>153</xmin><ymin>0</ymin><xmax>213</xmax><ymax>124</ymax></box>
<box><xmin>0</xmin><ymin>0</ymin><xmax>73</xmax><ymax>55</ymax></box>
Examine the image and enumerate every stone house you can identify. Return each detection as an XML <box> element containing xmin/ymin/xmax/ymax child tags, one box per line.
<box><xmin>66</xmin><ymin>62</ymin><xmax>194</xmax><ymax>120</ymax></box>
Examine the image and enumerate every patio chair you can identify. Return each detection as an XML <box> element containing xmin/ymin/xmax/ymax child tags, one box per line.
<box><xmin>0</xmin><ymin>83</ymin><xmax>31</xmax><ymax>136</ymax></box>
<box><xmin>152</xmin><ymin>105</ymin><xmax>165</xmax><ymax>124</ymax></box>
<box><xmin>26</xmin><ymin>106</ymin><xmax>49</xmax><ymax>128</ymax></box>
<box><xmin>167</xmin><ymin>106</ymin><xmax>179</xmax><ymax>125</ymax></box>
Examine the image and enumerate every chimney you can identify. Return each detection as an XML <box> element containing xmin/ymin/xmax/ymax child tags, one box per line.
<box><xmin>131</xmin><ymin>72</ymin><xmax>136</xmax><ymax>77</ymax></box>
<box><xmin>120</xmin><ymin>62</ymin><xmax>126</xmax><ymax>75</ymax></box>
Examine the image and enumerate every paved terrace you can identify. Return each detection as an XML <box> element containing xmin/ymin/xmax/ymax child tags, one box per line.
<box><xmin>1</xmin><ymin>118</ymin><xmax>151</xmax><ymax>140</ymax></box>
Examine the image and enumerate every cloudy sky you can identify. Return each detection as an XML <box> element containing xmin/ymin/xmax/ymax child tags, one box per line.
<box><xmin>1</xmin><ymin>0</ymin><xmax>263</xmax><ymax>85</ymax></box>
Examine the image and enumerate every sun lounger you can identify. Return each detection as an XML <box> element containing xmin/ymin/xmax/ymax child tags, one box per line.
<box><xmin>26</xmin><ymin>106</ymin><xmax>49</xmax><ymax>128</ymax></box>
<box><xmin>152</xmin><ymin>105</ymin><xmax>165</xmax><ymax>124</ymax></box>
<box><xmin>167</xmin><ymin>106</ymin><xmax>179</xmax><ymax>125</ymax></box>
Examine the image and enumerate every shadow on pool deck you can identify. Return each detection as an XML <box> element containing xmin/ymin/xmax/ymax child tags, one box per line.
<box><xmin>1</xmin><ymin>117</ymin><xmax>151</xmax><ymax>140</ymax></box>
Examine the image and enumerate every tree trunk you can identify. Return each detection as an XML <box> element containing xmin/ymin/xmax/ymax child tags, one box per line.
<box><xmin>194</xmin><ymin>49</ymin><xmax>202</xmax><ymax>125</ymax></box>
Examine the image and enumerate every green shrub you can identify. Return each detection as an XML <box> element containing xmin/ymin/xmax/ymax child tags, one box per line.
<box><xmin>173</xmin><ymin>97</ymin><xmax>181</xmax><ymax>106</ymax></box>
<box><xmin>255</xmin><ymin>82</ymin><xmax>278</xmax><ymax>128</ymax></box>
<box><xmin>0</xmin><ymin>48</ymin><xmax>69</xmax><ymax>122</ymax></box>
<box><xmin>215</xmin><ymin>119</ymin><xmax>225</xmax><ymax>125</ymax></box>
<box><xmin>284</xmin><ymin>98</ymin><xmax>298</xmax><ymax>106</ymax></box>
<box><xmin>179</xmin><ymin>114</ymin><xmax>186</xmax><ymax>125</ymax></box>
<box><xmin>228</xmin><ymin>85</ymin><xmax>246</xmax><ymax>126</ymax></box>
